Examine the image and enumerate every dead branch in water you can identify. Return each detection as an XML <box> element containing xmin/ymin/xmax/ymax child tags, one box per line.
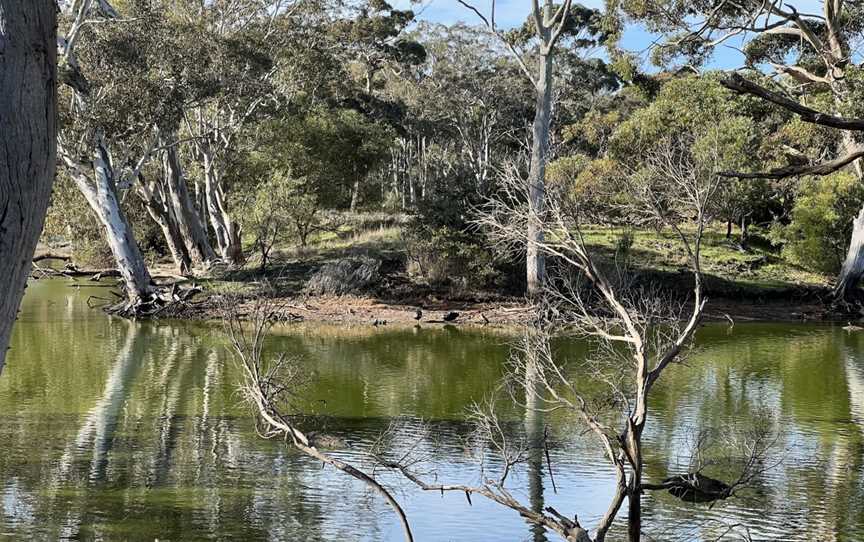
<box><xmin>222</xmin><ymin>297</ymin><xmax>415</xmax><ymax>542</ymax></box>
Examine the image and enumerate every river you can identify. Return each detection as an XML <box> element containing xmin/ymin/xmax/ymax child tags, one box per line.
<box><xmin>1</xmin><ymin>279</ymin><xmax>863</xmax><ymax>541</ymax></box>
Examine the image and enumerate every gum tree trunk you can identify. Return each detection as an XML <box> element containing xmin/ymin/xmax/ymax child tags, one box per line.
<box><xmin>0</xmin><ymin>0</ymin><xmax>57</xmax><ymax>371</ymax></box>
<box><xmin>163</xmin><ymin>140</ymin><xmax>217</xmax><ymax>267</ymax></box>
<box><xmin>527</xmin><ymin>49</ymin><xmax>552</xmax><ymax>297</ymax></box>
<box><xmin>136</xmin><ymin>178</ymin><xmax>191</xmax><ymax>274</ymax></box>
<box><xmin>350</xmin><ymin>178</ymin><xmax>361</xmax><ymax>212</ymax></box>
<box><xmin>201</xmin><ymin>148</ymin><xmax>243</xmax><ymax>264</ymax></box>
<box><xmin>836</xmin><ymin>132</ymin><xmax>864</xmax><ymax>300</ymax></box>
<box><xmin>71</xmin><ymin>141</ymin><xmax>154</xmax><ymax>302</ymax></box>
<box><xmin>836</xmin><ymin>206</ymin><xmax>864</xmax><ymax>300</ymax></box>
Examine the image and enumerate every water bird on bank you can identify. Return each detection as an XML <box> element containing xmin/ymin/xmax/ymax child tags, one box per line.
<box><xmin>443</xmin><ymin>311</ymin><xmax>459</xmax><ymax>322</ymax></box>
<box><xmin>843</xmin><ymin>322</ymin><xmax>864</xmax><ymax>332</ymax></box>
<box><xmin>414</xmin><ymin>308</ymin><xmax>423</xmax><ymax>321</ymax></box>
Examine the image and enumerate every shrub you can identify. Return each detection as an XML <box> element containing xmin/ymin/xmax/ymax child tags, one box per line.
<box><xmin>771</xmin><ymin>172</ymin><xmax>864</xmax><ymax>274</ymax></box>
<box><xmin>247</xmin><ymin>171</ymin><xmax>320</xmax><ymax>271</ymax></box>
<box><xmin>404</xmin><ymin>226</ymin><xmax>499</xmax><ymax>289</ymax></box>
<box><xmin>403</xmin><ymin>170</ymin><xmax>521</xmax><ymax>292</ymax></box>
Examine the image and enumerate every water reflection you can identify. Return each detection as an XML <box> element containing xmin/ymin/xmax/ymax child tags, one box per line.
<box><xmin>3</xmin><ymin>280</ymin><xmax>864</xmax><ymax>540</ymax></box>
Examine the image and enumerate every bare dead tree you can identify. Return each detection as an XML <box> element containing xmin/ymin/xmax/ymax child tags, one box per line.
<box><xmin>371</xmin><ymin>134</ymin><xmax>778</xmax><ymax>541</ymax></box>
<box><xmin>222</xmin><ymin>298</ymin><xmax>415</xmax><ymax>542</ymax></box>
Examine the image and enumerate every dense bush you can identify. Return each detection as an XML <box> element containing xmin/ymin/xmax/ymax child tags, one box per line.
<box><xmin>402</xmin><ymin>172</ymin><xmax>522</xmax><ymax>292</ymax></box>
<box><xmin>771</xmin><ymin>172</ymin><xmax>864</xmax><ymax>274</ymax></box>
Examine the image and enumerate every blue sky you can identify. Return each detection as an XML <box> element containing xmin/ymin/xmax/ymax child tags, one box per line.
<box><xmin>393</xmin><ymin>0</ymin><xmax>828</xmax><ymax>71</ymax></box>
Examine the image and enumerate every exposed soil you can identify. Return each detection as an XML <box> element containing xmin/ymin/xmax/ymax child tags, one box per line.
<box><xmin>35</xmin><ymin>243</ymin><xmax>853</xmax><ymax>327</ymax></box>
<box><xmin>164</xmin><ymin>288</ymin><xmax>848</xmax><ymax>328</ymax></box>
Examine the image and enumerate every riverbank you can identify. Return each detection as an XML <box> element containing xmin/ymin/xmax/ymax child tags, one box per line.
<box><xmin>35</xmin><ymin>222</ymin><xmax>849</xmax><ymax>326</ymax></box>
<box><xmin>162</xmin><ymin>287</ymin><xmax>838</xmax><ymax>326</ymax></box>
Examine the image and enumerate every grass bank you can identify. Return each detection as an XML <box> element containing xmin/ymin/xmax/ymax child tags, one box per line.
<box><xmin>160</xmin><ymin>215</ymin><xmax>838</xmax><ymax>325</ymax></box>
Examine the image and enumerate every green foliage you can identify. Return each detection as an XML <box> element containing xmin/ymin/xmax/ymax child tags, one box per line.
<box><xmin>772</xmin><ymin>173</ymin><xmax>864</xmax><ymax>274</ymax></box>
<box><xmin>609</xmin><ymin>73</ymin><xmax>767</xmax><ymax>156</ymax></box>
<box><xmin>247</xmin><ymin>172</ymin><xmax>319</xmax><ymax>271</ymax></box>
<box><xmin>404</xmin><ymin>227</ymin><xmax>499</xmax><ymax>290</ymax></box>
<box><xmin>403</xmin><ymin>174</ymin><xmax>520</xmax><ymax>292</ymax></box>
<box><xmin>250</xmin><ymin>108</ymin><xmax>393</xmax><ymax>209</ymax></box>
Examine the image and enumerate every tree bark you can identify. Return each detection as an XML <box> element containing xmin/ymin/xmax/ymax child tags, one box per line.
<box><xmin>628</xmin><ymin>479</ymin><xmax>642</xmax><ymax>542</ymax></box>
<box><xmin>163</xmin><ymin>140</ymin><xmax>217</xmax><ymax>267</ymax></box>
<box><xmin>835</xmin><ymin>132</ymin><xmax>864</xmax><ymax>300</ymax></box>
<box><xmin>0</xmin><ymin>0</ymin><xmax>57</xmax><ymax>371</ymax></box>
<box><xmin>136</xmin><ymin>177</ymin><xmax>191</xmax><ymax>274</ymax></box>
<box><xmin>202</xmin><ymin>148</ymin><xmax>243</xmax><ymax>264</ymax></box>
<box><xmin>836</xmin><ymin>205</ymin><xmax>864</xmax><ymax>300</ymax></box>
<box><xmin>527</xmin><ymin>49</ymin><xmax>552</xmax><ymax>296</ymax></box>
<box><xmin>72</xmin><ymin>140</ymin><xmax>154</xmax><ymax>302</ymax></box>
<box><xmin>350</xmin><ymin>177</ymin><xmax>361</xmax><ymax>212</ymax></box>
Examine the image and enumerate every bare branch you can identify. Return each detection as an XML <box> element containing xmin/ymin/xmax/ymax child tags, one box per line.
<box><xmin>222</xmin><ymin>298</ymin><xmax>415</xmax><ymax>542</ymax></box>
<box><xmin>721</xmin><ymin>73</ymin><xmax>864</xmax><ymax>131</ymax></box>
<box><xmin>720</xmin><ymin>146</ymin><xmax>864</xmax><ymax>179</ymax></box>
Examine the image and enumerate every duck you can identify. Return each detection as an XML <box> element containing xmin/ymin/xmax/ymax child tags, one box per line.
<box><xmin>843</xmin><ymin>322</ymin><xmax>864</xmax><ymax>332</ymax></box>
<box><xmin>443</xmin><ymin>311</ymin><xmax>459</xmax><ymax>322</ymax></box>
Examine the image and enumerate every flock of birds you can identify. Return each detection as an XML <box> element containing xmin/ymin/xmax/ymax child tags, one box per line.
<box><xmin>372</xmin><ymin>309</ymin><xmax>459</xmax><ymax>327</ymax></box>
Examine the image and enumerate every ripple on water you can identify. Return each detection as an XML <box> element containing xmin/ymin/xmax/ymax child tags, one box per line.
<box><xmin>4</xmin><ymin>285</ymin><xmax>864</xmax><ymax>540</ymax></box>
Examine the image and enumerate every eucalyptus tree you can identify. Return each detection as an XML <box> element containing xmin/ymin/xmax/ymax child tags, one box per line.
<box><xmin>330</xmin><ymin>0</ymin><xmax>426</xmax><ymax>94</ymax></box>
<box><xmin>178</xmin><ymin>0</ymin><xmax>291</xmax><ymax>265</ymax></box>
<box><xmin>0</xmin><ymin>0</ymin><xmax>57</xmax><ymax>371</ymax></box>
<box><xmin>407</xmin><ymin>23</ymin><xmax>534</xmax><ymax>195</ymax></box>
<box><xmin>609</xmin><ymin>0</ymin><xmax>864</xmax><ymax>299</ymax></box>
<box><xmin>458</xmin><ymin>0</ymin><xmax>607</xmax><ymax>296</ymax></box>
<box><xmin>56</xmin><ymin>0</ymin><xmax>157</xmax><ymax>306</ymax></box>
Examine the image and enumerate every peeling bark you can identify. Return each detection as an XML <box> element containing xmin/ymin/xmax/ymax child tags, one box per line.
<box><xmin>162</xmin><ymin>139</ymin><xmax>217</xmax><ymax>267</ymax></box>
<box><xmin>0</xmin><ymin>0</ymin><xmax>58</xmax><ymax>370</ymax></box>
<box><xmin>136</xmin><ymin>175</ymin><xmax>191</xmax><ymax>274</ymax></box>
<box><xmin>70</xmin><ymin>141</ymin><xmax>154</xmax><ymax>302</ymax></box>
<box><xmin>836</xmin><ymin>206</ymin><xmax>864</xmax><ymax>300</ymax></box>
<box><xmin>202</xmin><ymin>148</ymin><xmax>243</xmax><ymax>264</ymax></box>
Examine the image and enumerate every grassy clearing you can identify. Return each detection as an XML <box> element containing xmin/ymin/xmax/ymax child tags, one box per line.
<box><xmin>197</xmin><ymin>215</ymin><xmax>832</xmax><ymax>303</ymax></box>
<box><xmin>579</xmin><ymin>224</ymin><xmax>831</xmax><ymax>294</ymax></box>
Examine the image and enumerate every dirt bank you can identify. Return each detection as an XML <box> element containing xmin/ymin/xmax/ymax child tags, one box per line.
<box><xmin>164</xmin><ymin>289</ymin><xmax>843</xmax><ymax>327</ymax></box>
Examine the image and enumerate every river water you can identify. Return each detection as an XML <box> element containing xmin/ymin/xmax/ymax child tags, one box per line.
<box><xmin>1</xmin><ymin>279</ymin><xmax>863</xmax><ymax>541</ymax></box>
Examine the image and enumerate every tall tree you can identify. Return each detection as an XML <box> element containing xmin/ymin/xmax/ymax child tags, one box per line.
<box><xmin>57</xmin><ymin>0</ymin><xmax>158</xmax><ymax>305</ymax></box>
<box><xmin>0</xmin><ymin>0</ymin><xmax>57</xmax><ymax>371</ymax></box>
<box><xmin>458</xmin><ymin>0</ymin><xmax>606</xmax><ymax>295</ymax></box>
<box><xmin>180</xmin><ymin>0</ymin><xmax>287</xmax><ymax>265</ymax></box>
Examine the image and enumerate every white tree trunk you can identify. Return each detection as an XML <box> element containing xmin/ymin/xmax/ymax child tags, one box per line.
<box><xmin>137</xmin><ymin>179</ymin><xmax>191</xmax><ymax>274</ymax></box>
<box><xmin>163</xmin><ymin>141</ymin><xmax>217</xmax><ymax>267</ymax></box>
<box><xmin>202</xmin><ymin>149</ymin><xmax>243</xmax><ymax>264</ymax></box>
<box><xmin>350</xmin><ymin>178</ymin><xmax>361</xmax><ymax>212</ymax></box>
<box><xmin>527</xmin><ymin>50</ymin><xmax>552</xmax><ymax>296</ymax></box>
<box><xmin>836</xmin><ymin>131</ymin><xmax>864</xmax><ymax>300</ymax></box>
<box><xmin>0</xmin><ymin>0</ymin><xmax>57</xmax><ymax>371</ymax></box>
<box><xmin>836</xmin><ymin>205</ymin><xmax>864</xmax><ymax>299</ymax></box>
<box><xmin>73</xmin><ymin>142</ymin><xmax>154</xmax><ymax>302</ymax></box>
